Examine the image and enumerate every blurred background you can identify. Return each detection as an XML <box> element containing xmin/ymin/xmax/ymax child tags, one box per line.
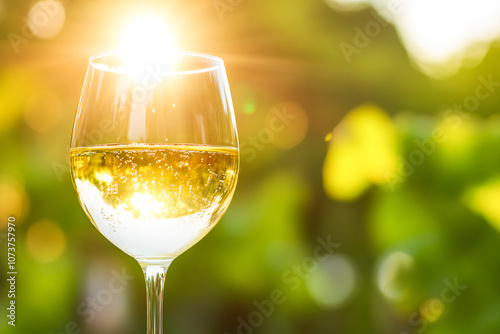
<box><xmin>2</xmin><ymin>0</ymin><xmax>500</xmax><ymax>333</ymax></box>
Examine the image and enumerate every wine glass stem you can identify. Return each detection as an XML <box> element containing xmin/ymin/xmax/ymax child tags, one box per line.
<box><xmin>143</xmin><ymin>264</ymin><xmax>171</xmax><ymax>334</ymax></box>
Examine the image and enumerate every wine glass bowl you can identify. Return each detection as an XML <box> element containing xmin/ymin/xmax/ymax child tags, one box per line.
<box><xmin>71</xmin><ymin>143</ymin><xmax>238</xmax><ymax>263</ymax></box>
<box><xmin>70</xmin><ymin>50</ymin><xmax>239</xmax><ymax>333</ymax></box>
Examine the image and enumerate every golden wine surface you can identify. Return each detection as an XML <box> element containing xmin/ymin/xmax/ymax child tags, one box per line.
<box><xmin>70</xmin><ymin>144</ymin><xmax>238</xmax><ymax>259</ymax></box>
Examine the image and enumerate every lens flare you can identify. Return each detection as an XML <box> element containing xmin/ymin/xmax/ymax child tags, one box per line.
<box><xmin>118</xmin><ymin>15</ymin><xmax>178</xmax><ymax>77</ymax></box>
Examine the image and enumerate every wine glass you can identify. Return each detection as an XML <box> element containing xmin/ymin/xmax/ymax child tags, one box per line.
<box><xmin>70</xmin><ymin>50</ymin><xmax>239</xmax><ymax>334</ymax></box>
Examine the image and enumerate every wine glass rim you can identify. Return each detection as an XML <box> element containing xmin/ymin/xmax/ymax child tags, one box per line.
<box><xmin>89</xmin><ymin>50</ymin><xmax>225</xmax><ymax>75</ymax></box>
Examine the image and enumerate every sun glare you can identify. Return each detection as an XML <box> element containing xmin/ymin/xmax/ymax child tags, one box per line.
<box><xmin>118</xmin><ymin>15</ymin><xmax>178</xmax><ymax>75</ymax></box>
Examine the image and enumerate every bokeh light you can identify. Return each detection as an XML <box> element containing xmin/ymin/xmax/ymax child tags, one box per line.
<box><xmin>83</xmin><ymin>260</ymin><xmax>130</xmax><ymax>333</ymax></box>
<box><xmin>28</xmin><ymin>0</ymin><xmax>66</xmax><ymax>40</ymax></box>
<box><xmin>0</xmin><ymin>178</ymin><xmax>27</xmax><ymax>227</ymax></box>
<box><xmin>376</xmin><ymin>251</ymin><xmax>414</xmax><ymax>302</ymax></box>
<box><xmin>390</xmin><ymin>0</ymin><xmax>500</xmax><ymax>77</ymax></box>
<box><xmin>331</xmin><ymin>0</ymin><xmax>500</xmax><ymax>77</ymax></box>
<box><xmin>266</xmin><ymin>101</ymin><xmax>308</xmax><ymax>150</ymax></box>
<box><xmin>27</xmin><ymin>219</ymin><xmax>67</xmax><ymax>263</ymax></box>
<box><xmin>420</xmin><ymin>298</ymin><xmax>445</xmax><ymax>323</ymax></box>
<box><xmin>323</xmin><ymin>105</ymin><xmax>397</xmax><ymax>201</ymax></box>
<box><xmin>234</xmin><ymin>84</ymin><xmax>258</xmax><ymax>115</ymax></box>
<box><xmin>464</xmin><ymin>178</ymin><xmax>500</xmax><ymax>232</ymax></box>
<box><xmin>243</xmin><ymin>101</ymin><xmax>257</xmax><ymax>114</ymax></box>
<box><xmin>306</xmin><ymin>254</ymin><xmax>357</xmax><ymax>308</ymax></box>
<box><xmin>437</xmin><ymin>114</ymin><xmax>475</xmax><ymax>153</ymax></box>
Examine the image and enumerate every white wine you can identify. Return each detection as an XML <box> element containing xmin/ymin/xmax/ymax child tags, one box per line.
<box><xmin>70</xmin><ymin>144</ymin><xmax>238</xmax><ymax>259</ymax></box>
